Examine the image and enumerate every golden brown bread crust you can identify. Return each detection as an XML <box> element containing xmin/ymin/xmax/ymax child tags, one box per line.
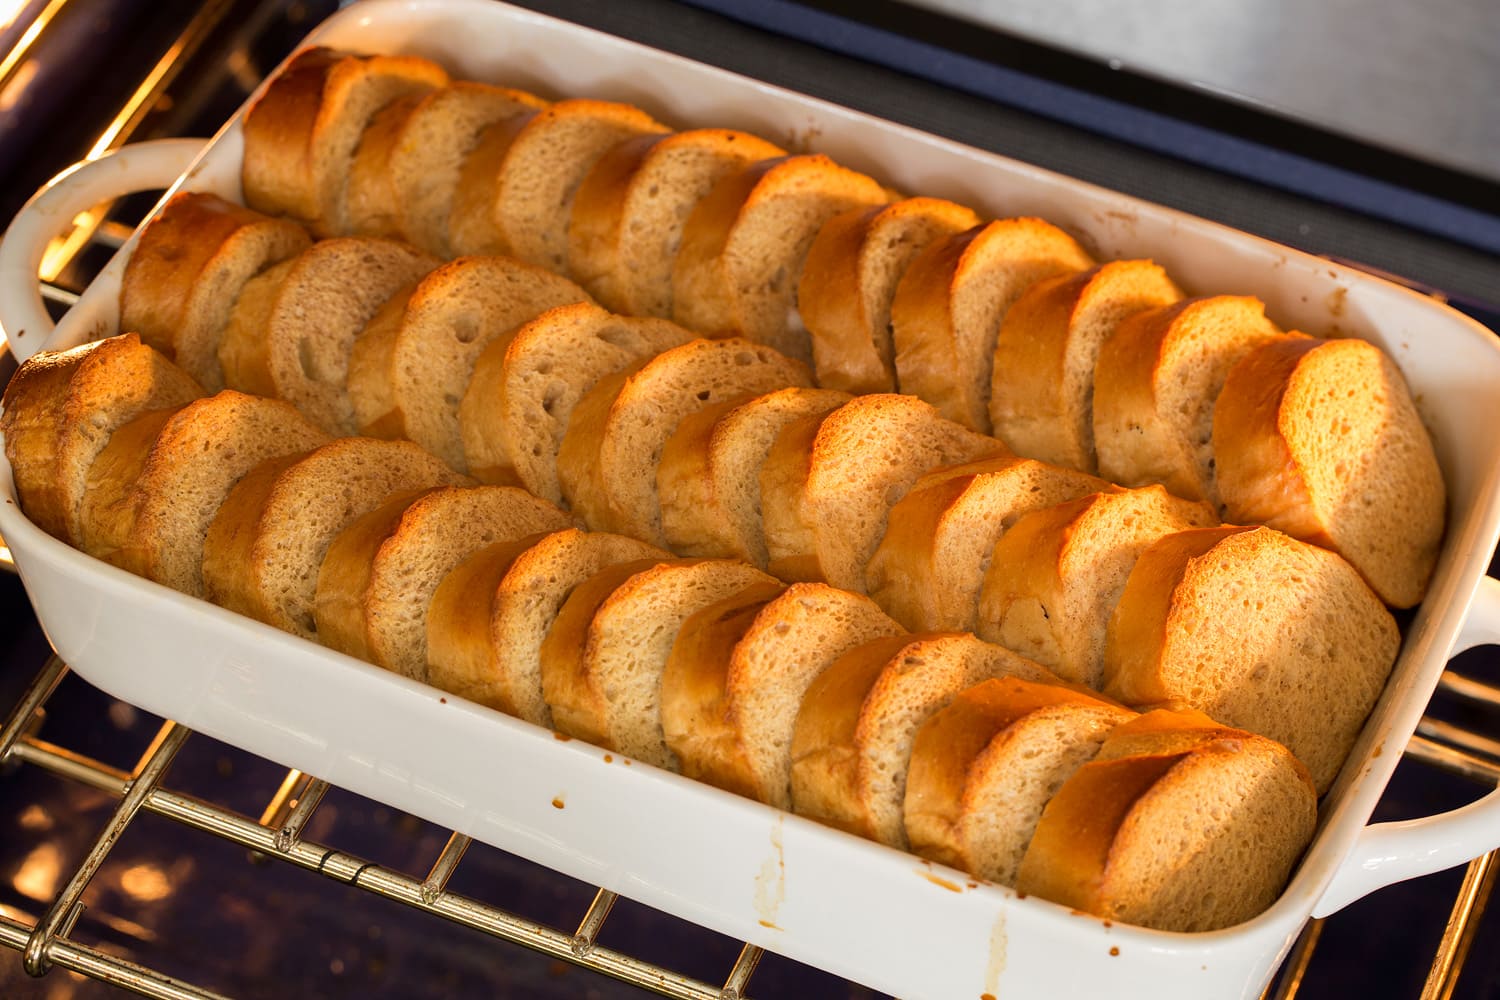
<box><xmin>903</xmin><ymin>676</ymin><xmax>1130</xmax><ymax>878</ymax></box>
<box><xmin>0</xmin><ymin>344</ymin><xmax>86</xmax><ymax>539</ymax></box>
<box><xmin>199</xmin><ymin>451</ymin><xmax>309</xmax><ymax>617</ymax></box>
<box><xmin>1015</xmin><ymin>726</ymin><xmax>1317</xmax><ymax>931</ymax></box>
<box><xmin>346</xmin><ymin>255</ymin><xmax>590</xmax><ymax>467</ymax></box>
<box><xmin>425</xmin><ymin>531</ymin><xmax>555</xmax><ymax>711</ymax></box>
<box><xmin>657</xmin><ymin>386</ymin><xmax>850</xmax><ymax>566</ymax></box>
<box><xmin>867</xmin><ymin>456</ymin><xmax>1110</xmax><ymax>632</ymax></box>
<box><xmin>1101</xmin><ymin>524</ymin><xmax>1400</xmax><ymax>793</ymax></box>
<box><xmin>569</xmin><ymin>129</ymin><xmax>787</xmax><ymax>315</ymax></box>
<box><xmin>538</xmin><ymin>557</ymin><xmax>678</xmax><ymax>747</ymax></box>
<box><xmin>1212</xmin><ymin>336</ymin><xmax>1445</xmax><ymax>608</ymax></box>
<box><xmin>241</xmin><ymin>47</ymin><xmax>343</xmax><ymax>225</ymax></box>
<box><xmin>761</xmin><ymin>393</ymin><xmax>1006</xmax><ymax>592</ymax></box>
<box><xmin>345</xmin><ymin>94</ymin><xmax>424</xmax><ymax>239</ymax></box>
<box><xmin>660</xmin><ymin>580</ymin><xmax>788</xmax><ymax>797</ymax></box>
<box><xmin>446</xmin><ymin>108</ymin><xmax>541</xmax><ymax>256</ymax></box>
<box><xmin>2</xmin><ymin>335</ymin><xmax>204</xmax><ymax>545</ymax></box>
<box><xmin>122</xmin><ymin>194</ymin><xmax>281</xmax><ymax>359</ymax></box>
<box><xmin>391</xmin><ymin>81</ymin><xmax>550</xmax><ymax>256</ymax></box>
<box><xmin>989</xmin><ymin>259</ymin><xmax>1182</xmax><ymax>471</ymax></box>
<box><xmin>799</xmin><ymin>197</ymin><xmax>981</xmax><ymax>394</ymax></box>
<box><xmin>312</xmin><ymin>487</ymin><xmax>438</xmax><ymax>661</ymax></box>
<box><xmin>448</xmin><ymin>99</ymin><xmax>669</xmax><ymax>269</ymax></box>
<box><xmin>241</xmin><ymin>47</ymin><xmax>448</xmax><ymax>236</ymax></box>
<box><xmin>891</xmin><ymin>217</ymin><xmax>1095</xmax><ymax>433</ymax></box>
<box><xmin>976</xmin><ymin>485</ymin><xmax>1217</xmax><ymax>688</ymax></box>
<box><xmin>788</xmin><ymin>633</ymin><xmax>915</xmax><ymax>837</ymax></box>
<box><xmin>791</xmin><ymin>632</ymin><xmax>1056</xmax><ymax>845</ymax></box>
<box><xmin>202</xmin><ymin>437</ymin><xmax>466</xmax><ymax>640</ymax></box>
<box><xmin>1014</xmin><ymin>751</ymin><xmax>1185</xmax><ymax>915</ymax></box>
<box><xmin>76</xmin><ymin>407</ymin><xmax>182</xmax><ymax>571</ymax></box>
<box><xmin>76</xmin><ymin>392</ymin><xmax>332</xmax><ymax>595</ymax></box>
<box><xmin>1090</xmin><ymin>295</ymin><xmax>1297</xmax><ymax>505</ymax></box>
<box><xmin>672</xmin><ymin>154</ymin><xmax>890</xmax><ymax>362</ymax></box>
<box><xmin>567</xmin><ymin>132</ymin><xmax>664</xmax><ymax>299</ymax></box>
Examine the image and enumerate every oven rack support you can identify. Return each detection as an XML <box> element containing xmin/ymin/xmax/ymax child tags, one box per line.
<box><xmin>0</xmin><ymin>653</ymin><xmax>766</xmax><ymax>1000</ymax></box>
<box><xmin>1</xmin><ymin>644</ymin><xmax>1499</xmax><ymax>999</ymax></box>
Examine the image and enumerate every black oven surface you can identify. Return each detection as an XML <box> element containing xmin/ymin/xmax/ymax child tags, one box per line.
<box><xmin>2</xmin><ymin>1</ymin><xmax>1499</xmax><ymax>997</ymax></box>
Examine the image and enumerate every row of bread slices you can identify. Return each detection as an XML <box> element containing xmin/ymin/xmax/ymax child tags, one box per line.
<box><xmin>108</xmin><ymin>200</ymin><xmax>1406</xmax><ymax>799</ymax></box>
<box><xmin>2</xmin><ymin>328</ymin><xmax>1398</xmax><ymax>803</ymax></box>
<box><xmin>119</xmin><ymin>184</ymin><xmax>1442</xmax><ymax>621</ymax></box>
<box><xmin>231</xmin><ymin>48</ymin><xmax>1447</xmax><ymax>611</ymax></box>
<box><xmin>0</xmin><ymin>343</ymin><xmax>1317</xmax><ymax>932</ymax></box>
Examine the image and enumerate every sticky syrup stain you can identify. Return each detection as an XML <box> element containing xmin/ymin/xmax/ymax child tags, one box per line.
<box><xmin>553</xmin><ymin>732</ymin><xmax>572</xmax><ymax>742</ymax></box>
<box><xmin>984</xmin><ymin>909</ymin><xmax>1007</xmax><ymax>996</ymax></box>
<box><xmin>921</xmin><ymin>872</ymin><xmax>963</xmax><ymax>893</ymax></box>
<box><xmin>439</xmin><ymin>697</ymin><xmax>447</xmax><ymax>704</ymax></box>
<box><xmin>1109</xmin><ymin>946</ymin><xmax>1120</xmax><ymax>957</ymax></box>
<box><xmin>754</xmin><ymin>815</ymin><xmax>786</xmax><ymax>928</ymax></box>
<box><xmin>603</xmin><ymin>754</ymin><xmax>614</xmax><ymax>763</ymax></box>
<box><xmin>1326</xmin><ymin>285</ymin><xmax>1348</xmax><ymax>319</ymax></box>
<box><xmin>551</xmin><ymin>796</ymin><xmax>565</xmax><ymax>809</ymax></box>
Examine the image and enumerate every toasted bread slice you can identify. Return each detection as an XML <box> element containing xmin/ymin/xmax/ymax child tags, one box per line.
<box><xmin>569</xmin><ymin>128</ymin><xmax>786</xmax><ymax>316</ymax></box>
<box><xmin>1</xmin><ymin>334</ymin><xmax>204</xmax><ymax>545</ymax></box>
<box><xmin>344</xmin><ymin>94</ymin><xmax>426</xmax><ymax>239</ymax></box>
<box><xmin>78</xmin><ymin>391</ymin><xmax>330</xmax><ymax>595</ymax></box>
<box><xmin>427</xmin><ymin>528</ymin><xmax>667</xmax><ymax>724</ymax></box>
<box><xmin>315</xmin><ymin>484</ymin><xmax>572</xmax><ymax>680</ymax></box>
<box><xmin>867</xmin><ymin>455</ymin><xmax>1109</xmax><ymax>632</ymax></box>
<box><xmin>120</xmin><ymin>192</ymin><xmax>312</xmax><ymax>389</ymax></box>
<box><xmin>760</xmin><ymin>393</ymin><xmax>1005</xmax><ymax>591</ymax></box>
<box><xmin>658</xmin><ymin>386</ymin><xmax>851</xmax><ymax>567</ymax></box>
<box><xmin>976</xmin><ymin>485</ymin><xmax>1217</xmax><ymax>688</ymax></box>
<box><xmin>1015</xmin><ymin>712</ymin><xmax>1317</xmax><ymax>931</ymax></box>
<box><xmin>386</xmin><ymin>81</ymin><xmax>550</xmax><ymax>256</ymax></box>
<box><xmin>202</xmin><ymin>437</ymin><xmax>464</xmax><ymax>640</ymax></box>
<box><xmin>990</xmin><ymin>259</ymin><xmax>1182</xmax><ymax>470</ymax></box>
<box><xmin>672</xmin><ymin>154</ymin><xmax>890</xmax><ymax>362</ymax></box>
<box><xmin>904</xmin><ymin>676</ymin><xmax>1133</xmax><ymax>884</ymax></box>
<box><xmin>891</xmin><ymin>218</ymin><xmax>1094</xmax><ymax>433</ymax></box>
<box><xmin>459</xmin><ymin>301</ymin><xmax>693</xmax><ymax>497</ymax></box>
<box><xmin>448</xmin><ymin>98</ymin><xmax>669</xmax><ymax>269</ymax></box>
<box><xmin>241</xmin><ymin>47</ymin><xmax>448</xmax><ymax>237</ymax></box>
<box><xmin>662</xmin><ymin>581</ymin><xmax>904</xmax><ymax>807</ymax></box>
<box><xmin>346</xmin><ymin>255</ymin><xmax>591</xmax><ymax>468</ymax></box>
<box><xmin>1092</xmin><ymin>295</ymin><xmax>1301</xmax><ymax>504</ymax></box>
<box><xmin>218</xmin><ymin>236</ymin><xmax>439</xmax><ymax>435</ymax></box>
<box><xmin>1103</xmin><ymin>524</ymin><xmax>1400</xmax><ymax>792</ymax></box>
<box><xmin>799</xmin><ymin>197</ymin><xmax>981</xmax><ymax>393</ymax></box>
<box><xmin>556</xmin><ymin>337</ymin><xmax>811</xmax><ymax>546</ymax></box>
<box><xmin>1213</xmin><ymin>336</ymin><xmax>1445</xmax><ymax>608</ymax></box>
<box><xmin>790</xmin><ymin>632</ymin><xmax>1057</xmax><ymax>846</ymax></box>
<box><xmin>539</xmin><ymin>558</ymin><xmax>777</xmax><ymax>768</ymax></box>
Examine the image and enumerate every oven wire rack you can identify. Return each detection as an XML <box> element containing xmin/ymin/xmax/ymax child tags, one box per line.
<box><xmin>3</xmin><ymin>2</ymin><xmax>1500</xmax><ymax>995</ymax></box>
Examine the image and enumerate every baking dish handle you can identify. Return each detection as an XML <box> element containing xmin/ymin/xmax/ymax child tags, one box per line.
<box><xmin>0</xmin><ymin>138</ymin><xmax>207</xmax><ymax>364</ymax></box>
<box><xmin>1313</xmin><ymin>574</ymin><xmax>1500</xmax><ymax>917</ymax></box>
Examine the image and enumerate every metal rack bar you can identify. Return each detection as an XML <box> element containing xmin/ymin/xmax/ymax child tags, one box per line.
<box><xmin>0</xmin><ymin>701</ymin><xmax>757</xmax><ymax>999</ymax></box>
<box><xmin>1423</xmin><ymin>851</ymin><xmax>1500</xmax><ymax>1000</ymax></box>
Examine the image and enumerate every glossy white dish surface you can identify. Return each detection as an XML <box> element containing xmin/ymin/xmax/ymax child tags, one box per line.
<box><xmin>3</xmin><ymin>2</ymin><xmax>1500</xmax><ymax>997</ymax></box>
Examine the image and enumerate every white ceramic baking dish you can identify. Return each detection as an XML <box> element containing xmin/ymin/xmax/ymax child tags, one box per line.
<box><xmin>3</xmin><ymin>2</ymin><xmax>1500</xmax><ymax>997</ymax></box>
